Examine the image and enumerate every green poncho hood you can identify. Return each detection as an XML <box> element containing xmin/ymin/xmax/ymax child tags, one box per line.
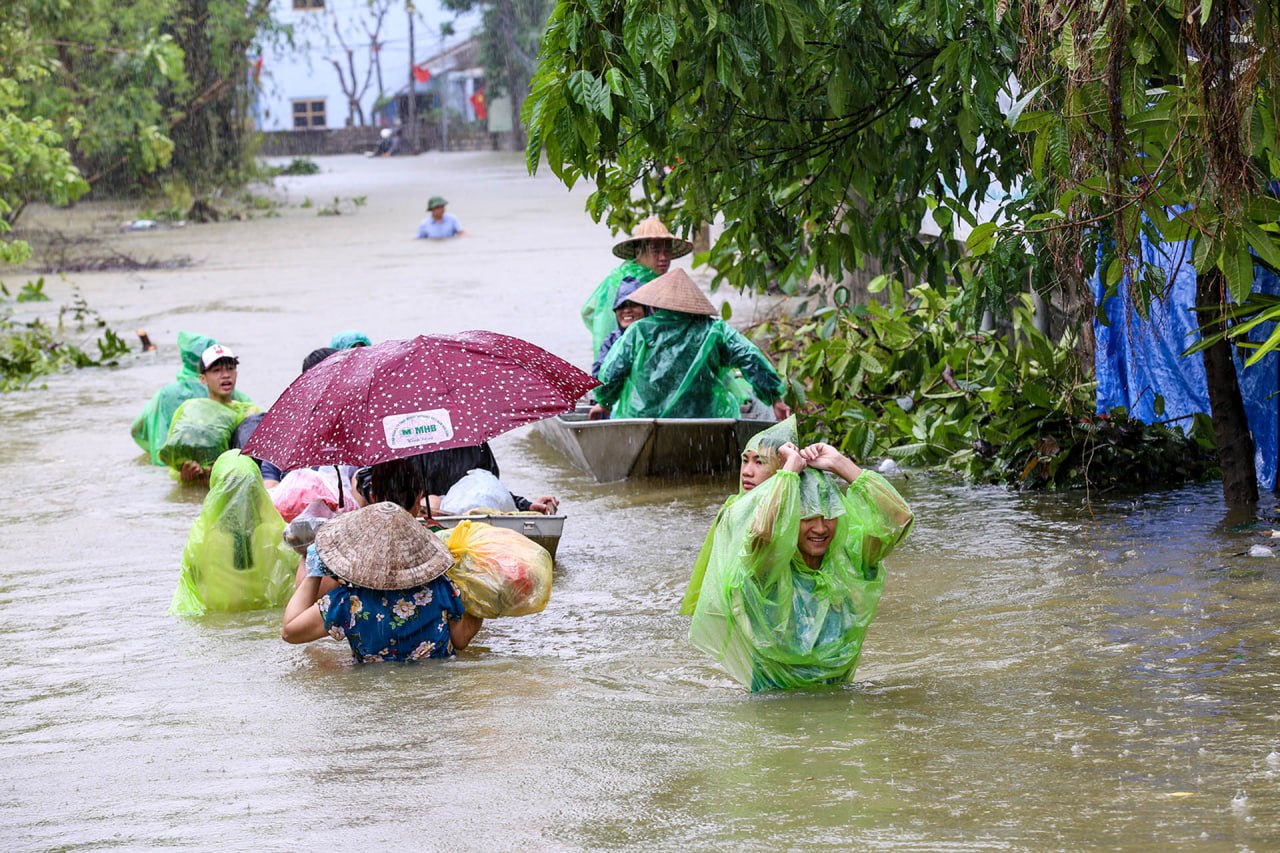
<box><xmin>169</xmin><ymin>450</ymin><xmax>297</xmax><ymax>616</ymax></box>
<box><xmin>179</xmin><ymin>331</ymin><xmax>218</xmax><ymax>378</ymax></box>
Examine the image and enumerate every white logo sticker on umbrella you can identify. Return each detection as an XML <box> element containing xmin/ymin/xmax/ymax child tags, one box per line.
<box><xmin>383</xmin><ymin>409</ymin><xmax>455</xmax><ymax>448</ymax></box>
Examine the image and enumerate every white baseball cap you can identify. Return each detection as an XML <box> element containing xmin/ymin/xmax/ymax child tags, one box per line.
<box><xmin>199</xmin><ymin>344</ymin><xmax>239</xmax><ymax>371</ymax></box>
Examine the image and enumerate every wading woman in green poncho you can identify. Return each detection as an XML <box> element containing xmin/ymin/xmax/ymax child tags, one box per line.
<box><xmin>688</xmin><ymin>441</ymin><xmax>913</xmax><ymax>691</ymax></box>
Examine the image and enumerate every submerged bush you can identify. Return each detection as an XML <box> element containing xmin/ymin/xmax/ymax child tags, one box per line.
<box><xmin>0</xmin><ymin>279</ymin><xmax>130</xmax><ymax>391</ymax></box>
<box><xmin>764</xmin><ymin>279</ymin><xmax>1218</xmax><ymax>491</ymax></box>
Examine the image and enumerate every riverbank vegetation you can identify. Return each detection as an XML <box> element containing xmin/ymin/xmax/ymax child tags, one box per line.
<box><xmin>760</xmin><ymin>279</ymin><xmax>1217</xmax><ymax>491</ymax></box>
<box><xmin>526</xmin><ymin>0</ymin><xmax>1278</xmax><ymax>496</ymax></box>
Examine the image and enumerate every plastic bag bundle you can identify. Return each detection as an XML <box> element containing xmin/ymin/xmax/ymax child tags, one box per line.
<box><xmin>270</xmin><ymin>469</ymin><xmax>338</xmax><ymax>522</ymax></box>
<box><xmin>445</xmin><ymin>520</ymin><xmax>553</xmax><ymax>618</ymax></box>
<box><xmin>688</xmin><ymin>468</ymin><xmax>912</xmax><ymax>691</ymax></box>
<box><xmin>596</xmin><ymin>312</ymin><xmax>785</xmax><ymax>419</ymax></box>
<box><xmin>440</xmin><ymin>469</ymin><xmax>516</xmax><ymax>515</ymax></box>
<box><xmin>283</xmin><ymin>499</ymin><xmax>337</xmax><ymax>555</ymax></box>
<box><xmin>170</xmin><ymin>451</ymin><xmax>298</xmax><ymax>616</ymax></box>
<box><xmin>158</xmin><ymin>398</ymin><xmax>255</xmax><ymax>470</ymax></box>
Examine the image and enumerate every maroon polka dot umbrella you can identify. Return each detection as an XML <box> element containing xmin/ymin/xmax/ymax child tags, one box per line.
<box><xmin>242</xmin><ymin>331</ymin><xmax>599</xmax><ymax>469</ymax></box>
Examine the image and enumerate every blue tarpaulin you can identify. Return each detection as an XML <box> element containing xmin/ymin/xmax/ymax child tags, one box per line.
<box><xmin>1094</xmin><ymin>235</ymin><xmax>1280</xmax><ymax>489</ymax></box>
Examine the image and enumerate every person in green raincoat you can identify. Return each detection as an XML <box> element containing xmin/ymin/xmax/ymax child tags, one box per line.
<box><xmin>161</xmin><ymin>344</ymin><xmax>259</xmax><ymax>482</ymax></box>
<box><xmin>582</xmin><ymin>217</ymin><xmax>692</xmax><ymax>362</ymax></box>
<box><xmin>169</xmin><ymin>450</ymin><xmax>298</xmax><ymax>616</ymax></box>
<box><xmin>130</xmin><ymin>331</ymin><xmax>252</xmax><ymax>465</ymax></box>
<box><xmin>595</xmin><ymin>268</ymin><xmax>789</xmax><ymax>420</ymax></box>
<box><xmin>689</xmin><ymin>441</ymin><xmax>913</xmax><ymax>691</ymax></box>
<box><xmin>680</xmin><ymin>416</ymin><xmax>797</xmax><ymax>615</ymax></box>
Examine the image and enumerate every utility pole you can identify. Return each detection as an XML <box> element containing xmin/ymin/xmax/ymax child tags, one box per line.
<box><xmin>438</xmin><ymin>26</ymin><xmax>449</xmax><ymax>153</ymax></box>
<box><xmin>407</xmin><ymin>2</ymin><xmax>418</xmax><ymax>152</ymax></box>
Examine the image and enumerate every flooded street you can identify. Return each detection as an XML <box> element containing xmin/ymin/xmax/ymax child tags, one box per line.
<box><xmin>4</xmin><ymin>153</ymin><xmax>1280</xmax><ymax>849</ymax></box>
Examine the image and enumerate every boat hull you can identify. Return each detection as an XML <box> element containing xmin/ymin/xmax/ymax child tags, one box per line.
<box><xmin>533</xmin><ymin>411</ymin><xmax>774</xmax><ymax>482</ymax></box>
<box><xmin>431</xmin><ymin>513</ymin><xmax>565</xmax><ymax>560</ymax></box>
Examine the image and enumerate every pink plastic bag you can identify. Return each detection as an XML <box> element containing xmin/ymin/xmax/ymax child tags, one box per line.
<box><xmin>269</xmin><ymin>469</ymin><xmax>338</xmax><ymax>522</ymax></box>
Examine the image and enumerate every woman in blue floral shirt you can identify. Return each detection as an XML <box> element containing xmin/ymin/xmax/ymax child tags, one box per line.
<box><xmin>282</xmin><ymin>500</ymin><xmax>484</xmax><ymax>662</ymax></box>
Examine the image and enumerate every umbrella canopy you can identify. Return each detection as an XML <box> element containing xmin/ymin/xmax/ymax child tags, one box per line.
<box><xmin>242</xmin><ymin>331</ymin><xmax>597</xmax><ymax>469</ymax></box>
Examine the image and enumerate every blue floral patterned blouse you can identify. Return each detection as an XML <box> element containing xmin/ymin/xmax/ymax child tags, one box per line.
<box><xmin>318</xmin><ymin>576</ymin><xmax>466</xmax><ymax>663</ymax></box>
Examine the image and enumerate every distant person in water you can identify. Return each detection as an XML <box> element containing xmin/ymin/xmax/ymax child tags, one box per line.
<box><xmin>416</xmin><ymin>196</ymin><xmax>464</xmax><ymax>239</ymax></box>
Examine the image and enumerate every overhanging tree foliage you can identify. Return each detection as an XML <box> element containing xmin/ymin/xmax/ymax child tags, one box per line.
<box><xmin>994</xmin><ymin>1</ymin><xmax>1280</xmax><ymax>502</ymax></box>
<box><xmin>525</xmin><ymin>0</ymin><xmax>1028</xmax><ymax>306</ymax></box>
<box><xmin>8</xmin><ymin>0</ymin><xmax>279</xmax><ymax>206</ymax></box>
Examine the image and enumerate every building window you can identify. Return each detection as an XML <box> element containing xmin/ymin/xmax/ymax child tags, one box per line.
<box><xmin>293</xmin><ymin>0</ymin><xmax>324</xmax><ymax>9</ymax></box>
<box><xmin>292</xmin><ymin>99</ymin><xmax>326</xmax><ymax>129</ymax></box>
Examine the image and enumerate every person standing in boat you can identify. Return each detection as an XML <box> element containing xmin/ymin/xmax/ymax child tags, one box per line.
<box><xmin>582</xmin><ymin>217</ymin><xmax>692</xmax><ymax>363</ymax></box>
<box><xmin>594</xmin><ymin>268</ymin><xmax>791</xmax><ymax>420</ymax></box>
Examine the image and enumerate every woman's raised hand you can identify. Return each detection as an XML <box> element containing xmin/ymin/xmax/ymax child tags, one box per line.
<box><xmin>799</xmin><ymin>442</ymin><xmax>846</xmax><ymax>471</ymax></box>
<box><xmin>777</xmin><ymin>441</ymin><xmax>806</xmax><ymax>473</ymax></box>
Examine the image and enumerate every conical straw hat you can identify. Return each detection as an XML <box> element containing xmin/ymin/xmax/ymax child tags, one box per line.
<box><xmin>626</xmin><ymin>268</ymin><xmax>717</xmax><ymax>316</ymax></box>
<box><xmin>612</xmin><ymin>217</ymin><xmax>694</xmax><ymax>260</ymax></box>
<box><xmin>315</xmin><ymin>502</ymin><xmax>453</xmax><ymax>590</ymax></box>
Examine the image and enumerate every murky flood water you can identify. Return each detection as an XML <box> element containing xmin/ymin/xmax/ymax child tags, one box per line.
<box><xmin>4</xmin><ymin>153</ymin><xmax>1280</xmax><ymax>850</ymax></box>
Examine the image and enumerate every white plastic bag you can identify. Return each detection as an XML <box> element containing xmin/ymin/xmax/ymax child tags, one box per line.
<box><xmin>440</xmin><ymin>468</ymin><xmax>516</xmax><ymax>515</ymax></box>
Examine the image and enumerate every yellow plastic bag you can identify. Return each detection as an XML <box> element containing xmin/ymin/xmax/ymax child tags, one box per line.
<box><xmin>445</xmin><ymin>520</ymin><xmax>553</xmax><ymax>618</ymax></box>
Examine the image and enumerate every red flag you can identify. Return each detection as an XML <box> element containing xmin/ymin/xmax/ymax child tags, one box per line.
<box><xmin>470</xmin><ymin>89</ymin><xmax>486</xmax><ymax>121</ymax></box>
<box><xmin>412</xmin><ymin>64</ymin><xmax>431</xmax><ymax>83</ymax></box>
<box><xmin>252</xmin><ymin>55</ymin><xmax>264</xmax><ymax>85</ymax></box>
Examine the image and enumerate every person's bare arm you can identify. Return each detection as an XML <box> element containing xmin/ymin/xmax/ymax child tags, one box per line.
<box><xmin>450</xmin><ymin>613</ymin><xmax>484</xmax><ymax>649</ymax></box>
<box><xmin>282</xmin><ymin>577</ymin><xmax>328</xmax><ymax>643</ymax></box>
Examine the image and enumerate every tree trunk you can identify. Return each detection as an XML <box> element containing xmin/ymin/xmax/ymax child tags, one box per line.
<box><xmin>498</xmin><ymin>0</ymin><xmax>527</xmax><ymax>149</ymax></box>
<box><xmin>1196</xmin><ymin>267</ymin><xmax>1258</xmax><ymax>504</ymax></box>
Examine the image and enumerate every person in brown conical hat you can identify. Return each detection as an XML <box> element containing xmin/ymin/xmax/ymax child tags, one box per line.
<box><xmin>592</xmin><ymin>268</ymin><xmax>791</xmax><ymax>421</ymax></box>
<box><xmin>581</xmin><ymin>217</ymin><xmax>694</xmax><ymax>363</ymax></box>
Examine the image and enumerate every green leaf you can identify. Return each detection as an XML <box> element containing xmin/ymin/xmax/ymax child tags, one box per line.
<box><xmin>1005</xmin><ymin>81</ymin><xmax>1048</xmax><ymax>129</ymax></box>
<box><xmin>966</xmin><ymin>222</ymin><xmax>999</xmax><ymax>256</ymax></box>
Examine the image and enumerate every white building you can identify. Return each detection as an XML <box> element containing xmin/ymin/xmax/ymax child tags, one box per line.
<box><xmin>254</xmin><ymin>0</ymin><xmax>479</xmax><ymax>132</ymax></box>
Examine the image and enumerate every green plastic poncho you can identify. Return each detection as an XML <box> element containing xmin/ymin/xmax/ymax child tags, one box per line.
<box><xmin>596</xmin><ymin>311</ymin><xmax>785</xmax><ymax>418</ymax></box>
<box><xmin>582</xmin><ymin>260</ymin><xmax>657</xmax><ymax>360</ymax></box>
<box><xmin>688</xmin><ymin>467</ymin><xmax>913</xmax><ymax>691</ymax></box>
<box><xmin>170</xmin><ymin>451</ymin><xmax>298</xmax><ymax>616</ymax></box>
<box><xmin>159</xmin><ymin>397</ymin><xmax>260</xmax><ymax>472</ymax></box>
<box><xmin>680</xmin><ymin>416</ymin><xmax>799</xmax><ymax>615</ymax></box>
<box><xmin>130</xmin><ymin>332</ymin><xmax>251</xmax><ymax>465</ymax></box>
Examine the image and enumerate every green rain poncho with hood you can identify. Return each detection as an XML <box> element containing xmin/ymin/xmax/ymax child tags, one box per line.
<box><xmin>169</xmin><ymin>450</ymin><xmax>298</xmax><ymax>616</ymax></box>
<box><xmin>680</xmin><ymin>416</ymin><xmax>798</xmax><ymax>615</ymax></box>
<box><xmin>595</xmin><ymin>311</ymin><xmax>785</xmax><ymax>419</ymax></box>
<box><xmin>582</xmin><ymin>260</ymin><xmax>658</xmax><ymax>361</ymax></box>
<box><xmin>688</xmin><ymin>463</ymin><xmax>913</xmax><ymax>691</ymax></box>
<box><xmin>130</xmin><ymin>331</ymin><xmax>252</xmax><ymax>465</ymax></box>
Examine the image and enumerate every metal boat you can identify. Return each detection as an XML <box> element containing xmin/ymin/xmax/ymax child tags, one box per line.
<box><xmin>532</xmin><ymin>408</ymin><xmax>774</xmax><ymax>482</ymax></box>
<box><xmin>431</xmin><ymin>513</ymin><xmax>565</xmax><ymax>559</ymax></box>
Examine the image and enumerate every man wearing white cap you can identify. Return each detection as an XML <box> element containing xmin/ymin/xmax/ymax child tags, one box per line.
<box><xmin>168</xmin><ymin>344</ymin><xmax>259</xmax><ymax>482</ymax></box>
